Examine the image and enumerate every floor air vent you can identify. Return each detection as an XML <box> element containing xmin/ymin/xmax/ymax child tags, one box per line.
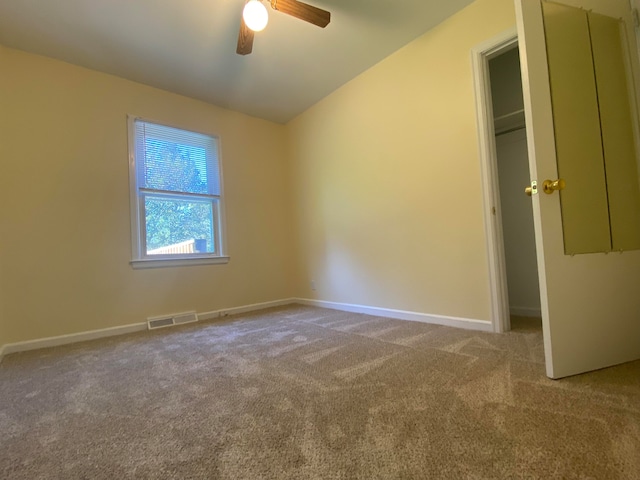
<box><xmin>147</xmin><ymin>311</ymin><xmax>198</xmax><ymax>330</ymax></box>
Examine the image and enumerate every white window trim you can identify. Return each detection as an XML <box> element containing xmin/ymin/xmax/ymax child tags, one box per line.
<box><xmin>127</xmin><ymin>115</ymin><xmax>229</xmax><ymax>268</ymax></box>
<box><xmin>130</xmin><ymin>255</ymin><xmax>230</xmax><ymax>269</ymax></box>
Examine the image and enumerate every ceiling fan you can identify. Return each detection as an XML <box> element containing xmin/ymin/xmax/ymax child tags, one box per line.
<box><xmin>236</xmin><ymin>0</ymin><xmax>331</xmax><ymax>55</ymax></box>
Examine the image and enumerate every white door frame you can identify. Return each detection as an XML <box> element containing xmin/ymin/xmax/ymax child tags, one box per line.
<box><xmin>471</xmin><ymin>28</ymin><xmax>520</xmax><ymax>334</ymax></box>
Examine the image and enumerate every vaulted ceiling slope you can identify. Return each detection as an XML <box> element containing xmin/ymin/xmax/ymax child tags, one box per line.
<box><xmin>0</xmin><ymin>0</ymin><xmax>475</xmax><ymax>123</ymax></box>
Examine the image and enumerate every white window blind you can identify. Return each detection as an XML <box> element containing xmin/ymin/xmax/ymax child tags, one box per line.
<box><xmin>134</xmin><ymin>121</ymin><xmax>220</xmax><ymax>196</ymax></box>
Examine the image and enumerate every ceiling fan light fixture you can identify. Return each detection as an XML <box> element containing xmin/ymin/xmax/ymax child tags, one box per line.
<box><xmin>243</xmin><ymin>0</ymin><xmax>269</xmax><ymax>32</ymax></box>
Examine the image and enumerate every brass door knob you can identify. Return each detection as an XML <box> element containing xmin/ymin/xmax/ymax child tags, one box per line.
<box><xmin>542</xmin><ymin>178</ymin><xmax>566</xmax><ymax>194</ymax></box>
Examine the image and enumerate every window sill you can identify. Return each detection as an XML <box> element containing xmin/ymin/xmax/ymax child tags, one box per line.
<box><xmin>130</xmin><ymin>256</ymin><xmax>230</xmax><ymax>269</ymax></box>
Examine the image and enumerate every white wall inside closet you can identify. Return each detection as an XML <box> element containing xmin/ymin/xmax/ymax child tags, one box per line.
<box><xmin>489</xmin><ymin>47</ymin><xmax>541</xmax><ymax>318</ymax></box>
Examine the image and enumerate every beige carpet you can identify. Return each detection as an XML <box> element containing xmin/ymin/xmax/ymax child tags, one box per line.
<box><xmin>1</xmin><ymin>305</ymin><xmax>639</xmax><ymax>479</ymax></box>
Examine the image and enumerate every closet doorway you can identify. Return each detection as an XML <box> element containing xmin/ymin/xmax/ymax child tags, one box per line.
<box><xmin>489</xmin><ymin>46</ymin><xmax>542</xmax><ymax>329</ymax></box>
<box><xmin>472</xmin><ymin>31</ymin><xmax>543</xmax><ymax>333</ymax></box>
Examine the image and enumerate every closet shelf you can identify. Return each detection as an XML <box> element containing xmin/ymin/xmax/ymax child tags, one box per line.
<box><xmin>494</xmin><ymin>109</ymin><xmax>526</xmax><ymax>135</ymax></box>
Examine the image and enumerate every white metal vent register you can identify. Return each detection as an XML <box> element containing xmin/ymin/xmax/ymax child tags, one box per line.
<box><xmin>147</xmin><ymin>311</ymin><xmax>198</xmax><ymax>330</ymax></box>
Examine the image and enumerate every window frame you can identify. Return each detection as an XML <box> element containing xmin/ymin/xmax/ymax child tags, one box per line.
<box><xmin>127</xmin><ymin>115</ymin><xmax>229</xmax><ymax>269</ymax></box>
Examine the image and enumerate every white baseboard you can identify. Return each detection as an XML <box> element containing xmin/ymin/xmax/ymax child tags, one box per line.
<box><xmin>510</xmin><ymin>306</ymin><xmax>542</xmax><ymax>318</ymax></box>
<box><xmin>295</xmin><ymin>298</ymin><xmax>493</xmax><ymax>332</ymax></box>
<box><xmin>0</xmin><ymin>298</ymin><xmax>298</xmax><ymax>358</ymax></box>
<box><xmin>2</xmin><ymin>321</ymin><xmax>148</xmax><ymax>357</ymax></box>
<box><xmin>198</xmin><ymin>298</ymin><xmax>297</xmax><ymax>321</ymax></box>
<box><xmin>0</xmin><ymin>297</ymin><xmax>493</xmax><ymax>358</ymax></box>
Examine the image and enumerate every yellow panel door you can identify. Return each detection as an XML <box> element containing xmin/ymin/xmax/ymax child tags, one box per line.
<box><xmin>542</xmin><ymin>1</ymin><xmax>611</xmax><ymax>254</ymax></box>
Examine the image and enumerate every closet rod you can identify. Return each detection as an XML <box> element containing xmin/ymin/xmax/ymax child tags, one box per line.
<box><xmin>495</xmin><ymin>125</ymin><xmax>526</xmax><ymax>137</ymax></box>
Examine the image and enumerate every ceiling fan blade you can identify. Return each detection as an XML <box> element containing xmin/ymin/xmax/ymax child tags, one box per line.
<box><xmin>236</xmin><ymin>17</ymin><xmax>255</xmax><ymax>55</ymax></box>
<box><xmin>270</xmin><ymin>0</ymin><xmax>330</xmax><ymax>28</ymax></box>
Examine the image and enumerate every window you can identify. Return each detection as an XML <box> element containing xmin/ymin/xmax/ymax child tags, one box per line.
<box><xmin>128</xmin><ymin>117</ymin><xmax>227</xmax><ymax>268</ymax></box>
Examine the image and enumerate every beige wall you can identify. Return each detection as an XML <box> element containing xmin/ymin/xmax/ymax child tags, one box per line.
<box><xmin>0</xmin><ymin>271</ymin><xmax>5</xmax><ymax>348</ymax></box>
<box><xmin>0</xmin><ymin>51</ymin><xmax>8</xmax><ymax>349</ymax></box>
<box><xmin>0</xmin><ymin>46</ymin><xmax>295</xmax><ymax>345</ymax></box>
<box><xmin>286</xmin><ymin>0</ymin><xmax>515</xmax><ymax>320</ymax></box>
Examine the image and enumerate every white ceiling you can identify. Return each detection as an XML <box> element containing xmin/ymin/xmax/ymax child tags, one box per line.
<box><xmin>0</xmin><ymin>0</ymin><xmax>475</xmax><ymax>124</ymax></box>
